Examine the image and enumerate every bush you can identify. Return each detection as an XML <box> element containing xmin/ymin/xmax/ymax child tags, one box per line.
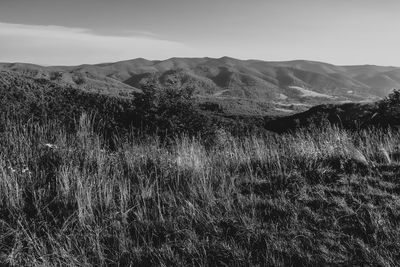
<box><xmin>375</xmin><ymin>89</ymin><xmax>400</xmax><ymax>127</ymax></box>
<box><xmin>131</xmin><ymin>85</ymin><xmax>212</xmax><ymax>137</ymax></box>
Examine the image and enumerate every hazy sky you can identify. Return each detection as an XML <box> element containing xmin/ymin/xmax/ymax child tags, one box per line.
<box><xmin>0</xmin><ymin>0</ymin><xmax>399</xmax><ymax>66</ymax></box>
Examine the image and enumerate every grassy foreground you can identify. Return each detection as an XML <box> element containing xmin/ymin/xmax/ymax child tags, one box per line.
<box><xmin>1</xmin><ymin>115</ymin><xmax>400</xmax><ymax>266</ymax></box>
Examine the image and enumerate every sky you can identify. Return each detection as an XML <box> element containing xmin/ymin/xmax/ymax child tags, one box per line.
<box><xmin>0</xmin><ymin>0</ymin><xmax>399</xmax><ymax>66</ymax></box>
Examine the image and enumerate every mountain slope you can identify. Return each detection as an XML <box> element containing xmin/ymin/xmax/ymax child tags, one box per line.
<box><xmin>1</xmin><ymin>57</ymin><xmax>399</xmax><ymax>115</ymax></box>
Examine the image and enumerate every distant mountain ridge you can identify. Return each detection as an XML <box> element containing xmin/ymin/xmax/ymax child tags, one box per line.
<box><xmin>1</xmin><ymin>57</ymin><xmax>400</xmax><ymax>115</ymax></box>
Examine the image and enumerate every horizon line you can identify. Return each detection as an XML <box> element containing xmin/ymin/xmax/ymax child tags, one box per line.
<box><xmin>1</xmin><ymin>56</ymin><xmax>399</xmax><ymax>68</ymax></box>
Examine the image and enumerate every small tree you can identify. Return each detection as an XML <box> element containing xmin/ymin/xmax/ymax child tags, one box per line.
<box><xmin>131</xmin><ymin>85</ymin><xmax>209</xmax><ymax>137</ymax></box>
<box><xmin>378</xmin><ymin>89</ymin><xmax>400</xmax><ymax>110</ymax></box>
<box><xmin>376</xmin><ymin>89</ymin><xmax>400</xmax><ymax>127</ymax></box>
<box><xmin>386</xmin><ymin>89</ymin><xmax>400</xmax><ymax>105</ymax></box>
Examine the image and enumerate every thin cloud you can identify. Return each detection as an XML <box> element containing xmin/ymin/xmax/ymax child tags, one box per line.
<box><xmin>0</xmin><ymin>22</ymin><xmax>194</xmax><ymax>65</ymax></box>
<box><xmin>119</xmin><ymin>30</ymin><xmax>159</xmax><ymax>37</ymax></box>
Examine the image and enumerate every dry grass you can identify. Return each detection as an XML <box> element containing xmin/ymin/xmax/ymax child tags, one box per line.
<box><xmin>1</xmin><ymin>115</ymin><xmax>400</xmax><ymax>266</ymax></box>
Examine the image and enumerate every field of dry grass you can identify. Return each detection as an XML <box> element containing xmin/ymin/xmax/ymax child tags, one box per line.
<box><xmin>1</xmin><ymin>114</ymin><xmax>400</xmax><ymax>266</ymax></box>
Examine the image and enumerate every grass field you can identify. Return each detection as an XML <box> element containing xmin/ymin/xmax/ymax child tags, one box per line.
<box><xmin>1</xmin><ymin>114</ymin><xmax>400</xmax><ymax>266</ymax></box>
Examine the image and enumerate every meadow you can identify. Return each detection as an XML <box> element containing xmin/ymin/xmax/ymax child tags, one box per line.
<box><xmin>1</xmin><ymin>113</ymin><xmax>400</xmax><ymax>266</ymax></box>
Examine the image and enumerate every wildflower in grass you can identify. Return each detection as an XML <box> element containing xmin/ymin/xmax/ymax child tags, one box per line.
<box><xmin>43</xmin><ymin>143</ymin><xmax>58</xmax><ymax>149</ymax></box>
<box><xmin>378</xmin><ymin>145</ymin><xmax>391</xmax><ymax>164</ymax></box>
<box><xmin>21</xmin><ymin>166</ymin><xmax>32</xmax><ymax>176</ymax></box>
<box><xmin>7</xmin><ymin>166</ymin><xmax>16</xmax><ymax>173</ymax></box>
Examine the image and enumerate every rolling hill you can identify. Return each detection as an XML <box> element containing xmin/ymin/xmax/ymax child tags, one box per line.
<box><xmin>265</xmin><ymin>93</ymin><xmax>400</xmax><ymax>133</ymax></box>
<box><xmin>1</xmin><ymin>57</ymin><xmax>400</xmax><ymax>115</ymax></box>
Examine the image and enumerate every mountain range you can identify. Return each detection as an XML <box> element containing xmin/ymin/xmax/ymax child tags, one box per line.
<box><xmin>1</xmin><ymin>57</ymin><xmax>400</xmax><ymax>115</ymax></box>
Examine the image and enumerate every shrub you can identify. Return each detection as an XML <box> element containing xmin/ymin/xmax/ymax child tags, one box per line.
<box><xmin>131</xmin><ymin>85</ymin><xmax>212</xmax><ymax>137</ymax></box>
<box><xmin>375</xmin><ymin>89</ymin><xmax>400</xmax><ymax>127</ymax></box>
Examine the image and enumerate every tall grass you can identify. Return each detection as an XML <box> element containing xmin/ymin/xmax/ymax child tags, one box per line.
<box><xmin>1</xmin><ymin>114</ymin><xmax>400</xmax><ymax>266</ymax></box>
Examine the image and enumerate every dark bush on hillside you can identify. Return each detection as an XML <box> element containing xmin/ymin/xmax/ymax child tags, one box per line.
<box><xmin>131</xmin><ymin>85</ymin><xmax>212</xmax><ymax>137</ymax></box>
<box><xmin>385</xmin><ymin>89</ymin><xmax>400</xmax><ymax>105</ymax></box>
<box><xmin>198</xmin><ymin>102</ymin><xmax>224</xmax><ymax>113</ymax></box>
<box><xmin>373</xmin><ymin>89</ymin><xmax>400</xmax><ymax>127</ymax></box>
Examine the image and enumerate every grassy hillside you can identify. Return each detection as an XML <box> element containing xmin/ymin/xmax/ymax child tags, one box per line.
<box><xmin>2</xmin><ymin>64</ymin><xmax>400</xmax><ymax>265</ymax></box>
<box><xmin>1</xmin><ymin>115</ymin><xmax>400</xmax><ymax>266</ymax></box>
